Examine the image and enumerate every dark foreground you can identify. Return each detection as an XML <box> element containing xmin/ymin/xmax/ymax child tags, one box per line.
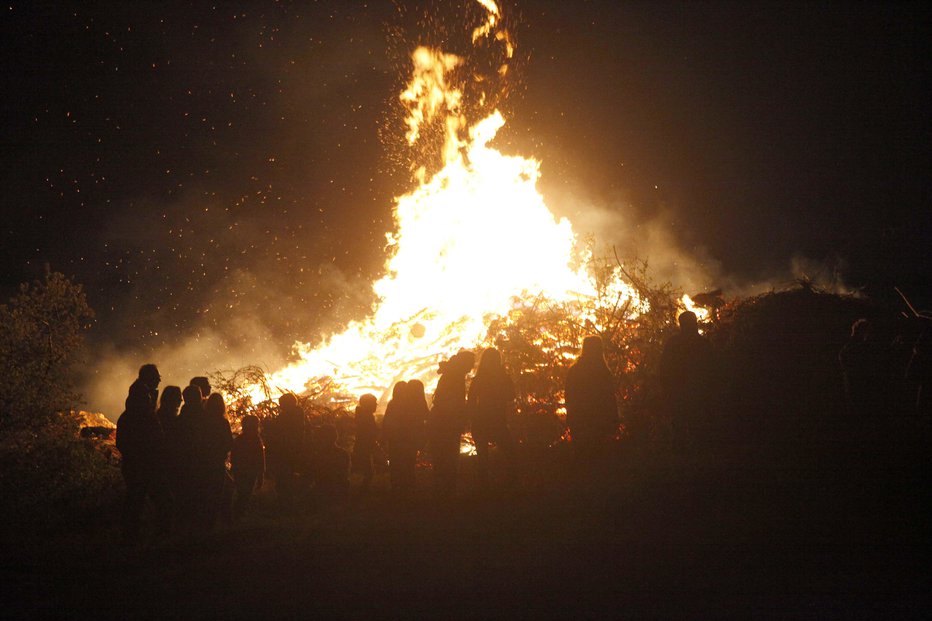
<box><xmin>2</xmin><ymin>438</ymin><xmax>928</xmax><ymax>619</ymax></box>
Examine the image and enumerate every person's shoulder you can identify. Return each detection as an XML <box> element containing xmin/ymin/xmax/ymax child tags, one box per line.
<box><xmin>126</xmin><ymin>379</ymin><xmax>149</xmax><ymax>400</ymax></box>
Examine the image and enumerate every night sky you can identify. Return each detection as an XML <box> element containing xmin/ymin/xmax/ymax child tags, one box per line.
<box><xmin>1</xmin><ymin>1</ymin><xmax>929</xmax><ymax>412</ymax></box>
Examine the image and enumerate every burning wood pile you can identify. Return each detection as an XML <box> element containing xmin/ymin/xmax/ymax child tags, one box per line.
<box><xmin>215</xmin><ymin>258</ymin><xmax>687</xmax><ymax>450</ymax></box>
<box><xmin>231</xmin><ymin>0</ymin><xmax>707</xmax><ymax>416</ymax></box>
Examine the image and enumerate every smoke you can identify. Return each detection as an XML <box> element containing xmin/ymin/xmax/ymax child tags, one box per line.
<box><xmin>543</xmin><ymin>183</ymin><xmax>717</xmax><ymax>294</ymax></box>
<box><xmin>74</xmin><ymin>10</ymin><xmax>393</xmax><ymax>420</ymax></box>
<box><xmin>786</xmin><ymin>254</ymin><xmax>853</xmax><ymax>295</ymax></box>
<box><xmin>83</xmin><ymin>257</ymin><xmax>382</xmax><ymax>421</ymax></box>
<box><xmin>74</xmin><ymin>3</ymin><xmax>854</xmax><ymax>419</ymax></box>
<box><xmin>545</xmin><ymin>182</ymin><xmax>852</xmax><ymax>302</ymax></box>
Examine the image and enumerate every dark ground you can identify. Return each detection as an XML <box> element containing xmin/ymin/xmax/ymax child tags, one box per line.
<box><xmin>2</xmin><ymin>431</ymin><xmax>927</xmax><ymax>620</ymax></box>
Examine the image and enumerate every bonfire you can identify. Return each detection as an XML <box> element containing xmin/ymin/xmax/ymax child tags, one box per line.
<box><xmin>225</xmin><ymin>1</ymin><xmax>704</xmax><ymax>421</ymax></box>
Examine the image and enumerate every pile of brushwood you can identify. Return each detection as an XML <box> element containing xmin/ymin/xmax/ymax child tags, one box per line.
<box><xmin>209</xmin><ymin>365</ymin><xmax>356</xmax><ymax>449</ymax></box>
<box><xmin>703</xmin><ymin>282</ymin><xmax>926</xmax><ymax>460</ymax></box>
<box><xmin>217</xmin><ymin>265</ymin><xmax>929</xmax><ymax>465</ymax></box>
<box><xmin>699</xmin><ymin>284</ymin><xmax>931</xmax><ymax>594</ymax></box>
<box><xmin>485</xmin><ymin>257</ymin><xmax>680</xmax><ymax>448</ymax></box>
<box><xmin>208</xmin><ymin>259</ymin><xmax>683</xmax><ymax>451</ymax></box>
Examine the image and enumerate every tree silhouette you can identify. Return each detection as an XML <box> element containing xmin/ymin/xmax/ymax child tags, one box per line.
<box><xmin>0</xmin><ymin>269</ymin><xmax>94</xmax><ymax>429</ymax></box>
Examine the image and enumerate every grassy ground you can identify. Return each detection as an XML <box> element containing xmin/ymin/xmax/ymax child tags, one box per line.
<box><xmin>1</xmin><ymin>437</ymin><xmax>927</xmax><ymax>619</ymax></box>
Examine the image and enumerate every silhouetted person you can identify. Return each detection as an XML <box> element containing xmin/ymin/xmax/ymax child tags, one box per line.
<box><xmin>840</xmin><ymin>319</ymin><xmax>893</xmax><ymax>422</ymax></box>
<box><xmin>269</xmin><ymin>393</ymin><xmax>306</xmax><ymax>511</ymax></box>
<box><xmin>383</xmin><ymin>380</ymin><xmax>429</xmax><ymax>497</ymax></box>
<box><xmin>429</xmin><ymin>350</ymin><xmax>475</xmax><ymax>499</ymax></box>
<box><xmin>199</xmin><ymin>393</ymin><xmax>233</xmax><ymax>530</ymax></box>
<box><xmin>468</xmin><ymin>348</ymin><xmax>517</xmax><ymax>486</ymax></box>
<box><xmin>565</xmin><ymin>336</ymin><xmax>618</xmax><ymax>461</ymax></box>
<box><xmin>839</xmin><ymin>319</ymin><xmax>871</xmax><ymax>407</ymax></box>
<box><xmin>126</xmin><ymin>363</ymin><xmax>160</xmax><ymax>413</ymax></box>
<box><xmin>173</xmin><ymin>384</ymin><xmax>206</xmax><ymax>533</ymax></box>
<box><xmin>888</xmin><ymin>329</ymin><xmax>916</xmax><ymax>423</ymax></box>
<box><xmin>231</xmin><ymin>414</ymin><xmax>265</xmax><ymax>520</ymax></box>
<box><xmin>381</xmin><ymin>380</ymin><xmax>407</xmax><ymax>438</ymax></box>
<box><xmin>842</xmin><ymin>319</ymin><xmax>902</xmax><ymax>444</ymax></box>
<box><xmin>156</xmin><ymin>385</ymin><xmax>182</xmax><ymax>431</ymax></box>
<box><xmin>116</xmin><ymin>364</ymin><xmax>171</xmax><ymax>543</ymax></box>
<box><xmin>190</xmin><ymin>376</ymin><xmax>212</xmax><ymax>400</ymax></box>
<box><xmin>907</xmin><ymin>330</ymin><xmax>932</xmax><ymax>430</ymax></box>
<box><xmin>156</xmin><ymin>385</ymin><xmax>183</xmax><ymax>500</ymax></box>
<box><xmin>660</xmin><ymin>311</ymin><xmax>714</xmax><ymax>447</ymax></box>
<box><xmin>351</xmin><ymin>393</ymin><xmax>379</xmax><ymax>492</ymax></box>
<box><xmin>382</xmin><ymin>381</ymin><xmax>409</xmax><ymax>493</ymax></box>
<box><xmin>314</xmin><ymin>424</ymin><xmax>350</xmax><ymax>504</ymax></box>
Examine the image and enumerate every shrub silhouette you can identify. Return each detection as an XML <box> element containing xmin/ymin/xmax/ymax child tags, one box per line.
<box><xmin>0</xmin><ymin>270</ymin><xmax>118</xmax><ymax>529</ymax></box>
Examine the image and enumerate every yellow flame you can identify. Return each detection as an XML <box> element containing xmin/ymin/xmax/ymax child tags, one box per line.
<box><xmin>246</xmin><ymin>0</ymin><xmax>683</xmax><ymax>407</ymax></box>
<box><xmin>399</xmin><ymin>47</ymin><xmax>463</xmax><ymax>148</ymax></box>
<box><xmin>471</xmin><ymin>0</ymin><xmax>500</xmax><ymax>42</ymax></box>
<box><xmin>681</xmin><ymin>294</ymin><xmax>711</xmax><ymax>323</ymax></box>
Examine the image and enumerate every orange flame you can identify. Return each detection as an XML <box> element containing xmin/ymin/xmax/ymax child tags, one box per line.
<box><xmin>247</xmin><ymin>1</ymin><xmax>686</xmax><ymax>406</ymax></box>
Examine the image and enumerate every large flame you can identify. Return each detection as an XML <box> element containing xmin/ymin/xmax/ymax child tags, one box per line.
<box><xmin>249</xmin><ymin>1</ymin><xmax>654</xmax><ymax>405</ymax></box>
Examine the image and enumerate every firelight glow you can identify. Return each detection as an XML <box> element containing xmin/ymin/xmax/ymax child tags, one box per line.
<box><xmin>246</xmin><ymin>0</ymin><xmax>695</xmax><ymax>406</ymax></box>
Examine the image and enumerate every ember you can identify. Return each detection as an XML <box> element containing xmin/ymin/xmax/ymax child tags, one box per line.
<box><xmin>246</xmin><ymin>0</ymin><xmax>696</xmax><ymax>407</ymax></box>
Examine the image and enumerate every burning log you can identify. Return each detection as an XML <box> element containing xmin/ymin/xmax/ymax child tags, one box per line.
<box><xmin>690</xmin><ymin>289</ymin><xmax>726</xmax><ymax>321</ymax></box>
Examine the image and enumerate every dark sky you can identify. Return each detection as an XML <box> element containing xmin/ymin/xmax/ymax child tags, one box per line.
<box><xmin>2</xmin><ymin>1</ymin><xmax>930</xmax><ymax>370</ymax></box>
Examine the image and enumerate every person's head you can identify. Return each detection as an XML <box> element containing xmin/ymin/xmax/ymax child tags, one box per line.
<box><xmin>407</xmin><ymin>379</ymin><xmax>427</xmax><ymax>405</ymax></box>
<box><xmin>476</xmin><ymin>347</ymin><xmax>503</xmax><ymax>376</ymax></box>
<box><xmin>190</xmin><ymin>376</ymin><xmax>211</xmax><ymax>398</ymax></box>
<box><xmin>579</xmin><ymin>335</ymin><xmax>604</xmax><ymax>360</ymax></box>
<box><xmin>851</xmin><ymin>318</ymin><xmax>871</xmax><ymax>341</ymax></box>
<box><xmin>391</xmin><ymin>381</ymin><xmax>408</xmax><ymax>402</ymax></box>
<box><xmin>182</xmin><ymin>384</ymin><xmax>204</xmax><ymax>407</ymax></box>
<box><xmin>279</xmin><ymin>393</ymin><xmax>298</xmax><ymax>409</ymax></box>
<box><xmin>139</xmin><ymin>364</ymin><xmax>161</xmax><ymax>389</ymax></box>
<box><xmin>159</xmin><ymin>385</ymin><xmax>182</xmax><ymax>410</ymax></box>
<box><xmin>455</xmin><ymin>350</ymin><xmax>476</xmax><ymax>372</ymax></box>
<box><xmin>241</xmin><ymin>414</ymin><xmax>260</xmax><ymax>435</ymax></box>
<box><xmin>357</xmin><ymin>393</ymin><xmax>377</xmax><ymax>415</ymax></box>
<box><xmin>205</xmin><ymin>392</ymin><xmax>226</xmax><ymax>418</ymax></box>
<box><xmin>439</xmin><ymin>350</ymin><xmax>475</xmax><ymax>376</ymax></box>
<box><xmin>678</xmin><ymin>311</ymin><xmax>699</xmax><ymax>335</ymax></box>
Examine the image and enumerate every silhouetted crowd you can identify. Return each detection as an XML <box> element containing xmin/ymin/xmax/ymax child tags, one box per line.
<box><xmin>115</xmin><ymin>312</ymin><xmax>932</xmax><ymax>544</ymax></box>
